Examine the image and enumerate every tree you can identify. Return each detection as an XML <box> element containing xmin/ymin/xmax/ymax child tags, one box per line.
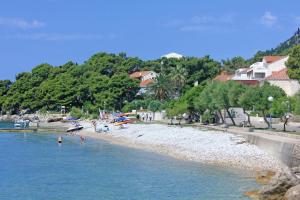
<box><xmin>270</xmin><ymin>97</ymin><xmax>292</xmax><ymax>131</ymax></box>
<box><xmin>150</xmin><ymin>73</ymin><xmax>173</xmax><ymax>102</ymax></box>
<box><xmin>222</xmin><ymin>56</ymin><xmax>248</xmax><ymax>73</ymax></box>
<box><xmin>169</xmin><ymin>64</ymin><xmax>187</xmax><ymax>94</ymax></box>
<box><xmin>286</xmin><ymin>44</ymin><xmax>300</xmax><ymax>81</ymax></box>
<box><xmin>254</xmin><ymin>83</ymin><xmax>286</xmax><ymax>128</ymax></box>
<box><xmin>238</xmin><ymin>87</ymin><xmax>258</xmax><ymax>126</ymax></box>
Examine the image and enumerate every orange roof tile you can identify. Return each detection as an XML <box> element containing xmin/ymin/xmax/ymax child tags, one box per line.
<box><xmin>263</xmin><ymin>56</ymin><xmax>286</xmax><ymax>64</ymax></box>
<box><xmin>213</xmin><ymin>71</ymin><xmax>233</xmax><ymax>82</ymax></box>
<box><xmin>266</xmin><ymin>68</ymin><xmax>290</xmax><ymax>80</ymax></box>
<box><xmin>140</xmin><ymin>79</ymin><xmax>154</xmax><ymax>87</ymax></box>
<box><xmin>130</xmin><ymin>71</ymin><xmax>151</xmax><ymax>79</ymax></box>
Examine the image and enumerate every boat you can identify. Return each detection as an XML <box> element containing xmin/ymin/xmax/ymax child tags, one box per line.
<box><xmin>67</xmin><ymin>125</ymin><xmax>83</xmax><ymax>132</ymax></box>
<box><xmin>14</xmin><ymin>119</ymin><xmax>30</xmax><ymax>128</ymax></box>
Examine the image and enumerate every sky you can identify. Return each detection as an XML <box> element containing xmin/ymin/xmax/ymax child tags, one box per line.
<box><xmin>0</xmin><ymin>0</ymin><xmax>300</xmax><ymax>80</ymax></box>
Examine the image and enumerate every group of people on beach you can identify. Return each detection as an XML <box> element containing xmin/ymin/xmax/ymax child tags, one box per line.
<box><xmin>138</xmin><ymin>112</ymin><xmax>153</xmax><ymax>122</ymax></box>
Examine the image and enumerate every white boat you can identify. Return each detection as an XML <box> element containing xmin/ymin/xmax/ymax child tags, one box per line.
<box><xmin>14</xmin><ymin>119</ymin><xmax>30</xmax><ymax>128</ymax></box>
<box><xmin>67</xmin><ymin>125</ymin><xmax>84</xmax><ymax>132</ymax></box>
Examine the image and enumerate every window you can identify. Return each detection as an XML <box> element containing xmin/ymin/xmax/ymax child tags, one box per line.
<box><xmin>254</xmin><ymin>73</ymin><xmax>265</xmax><ymax>79</ymax></box>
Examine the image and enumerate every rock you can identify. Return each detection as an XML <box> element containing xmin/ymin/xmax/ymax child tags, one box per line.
<box><xmin>256</xmin><ymin>171</ymin><xmax>276</xmax><ymax>185</ymax></box>
<box><xmin>291</xmin><ymin>166</ymin><xmax>300</xmax><ymax>179</ymax></box>
<box><xmin>259</xmin><ymin>167</ymin><xmax>300</xmax><ymax>200</ymax></box>
<box><xmin>47</xmin><ymin>117</ymin><xmax>63</xmax><ymax>123</ymax></box>
<box><xmin>283</xmin><ymin>185</ymin><xmax>300</xmax><ymax>200</ymax></box>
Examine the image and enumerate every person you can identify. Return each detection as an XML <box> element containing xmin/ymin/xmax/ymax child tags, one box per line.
<box><xmin>141</xmin><ymin>113</ymin><xmax>145</xmax><ymax>121</ymax></box>
<box><xmin>80</xmin><ymin>136</ymin><xmax>85</xmax><ymax>144</ymax></box>
<box><xmin>145</xmin><ymin>113</ymin><xmax>148</xmax><ymax>122</ymax></box>
<box><xmin>149</xmin><ymin>113</ymin><xmax>152</xmax><ymax>122</ymax></box>
<box><xmin>57</xmin><ymin>136</ymin><xmax>62</xmax><ymax>144</ymax></box>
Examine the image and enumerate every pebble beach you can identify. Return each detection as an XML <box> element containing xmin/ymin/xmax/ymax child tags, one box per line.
<box><xmin>77</xmin><ymin>122</ymin><xmax>283</xmax><ymax>172</ymax></box>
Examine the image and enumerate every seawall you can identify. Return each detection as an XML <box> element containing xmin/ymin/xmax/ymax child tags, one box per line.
<box><xmin>245</xmin><ymin>133</ymin><xmax>300</xmax><ymax>168</ymax></box>
<box><xmin>193</xmin><ymin>124</ymin><xmax>300</xmax><ymax>168</ymax></box>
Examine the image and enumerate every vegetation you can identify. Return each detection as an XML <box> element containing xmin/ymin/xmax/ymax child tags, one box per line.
<box><xmin>286</xmin><ymin>44</ymin><xmax>300</xmax><ymax>81</ymax></box>
<box><xmin>1</xmin><ymin>28</ymin><xmax>300</xmax><ymax>128</ymax></box>
<box><xmin>0</xmin><ymin>53</ymin><xmax>221</xmax><ymax>116</ymax></box>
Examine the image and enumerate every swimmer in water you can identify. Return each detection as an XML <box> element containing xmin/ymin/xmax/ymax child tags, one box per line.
<box><xmin>57</xmin><ymin>136</ymin><xmax>62</xmax><ymax>144</ymax></box>
<box><xmin>80</xmin><ymin>136</ymin><xmax>85</xmax><ymax>144</ymax></box>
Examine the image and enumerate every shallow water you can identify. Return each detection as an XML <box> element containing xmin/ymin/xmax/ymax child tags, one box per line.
<box><xmin>0</xmin><ymin>122</ymin><xmax>259</xmax><ymax>200</ymax></box>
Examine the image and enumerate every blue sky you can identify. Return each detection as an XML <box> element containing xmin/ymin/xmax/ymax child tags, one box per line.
<box><xmin>0</xmin><ymin>0</ymin><xmax>300</xmax><ymax>80</ymax></box>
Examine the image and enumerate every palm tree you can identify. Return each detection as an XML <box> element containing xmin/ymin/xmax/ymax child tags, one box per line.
<box><xmin>150</xmin><ymin>74</ymin><xmax>173</xmax><ymax>102</ymax></box>
<box><xmin>170</xmin><ymin>64</ymin><xmax>187</xmax><ymax>94</ymax></box>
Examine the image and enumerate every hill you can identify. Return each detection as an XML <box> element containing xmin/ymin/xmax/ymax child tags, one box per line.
<box><xmin>250</xmin><ymin>28</ymin><xmax>300</xmax><ymax>62</ymax></box>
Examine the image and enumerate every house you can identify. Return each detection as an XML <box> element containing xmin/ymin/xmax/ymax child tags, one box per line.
<box><xmin>266</xmin><ymin>68</ymin><xmax>300</xmax><ymax>96</ymax></box>
<box><xmin>130</xmin><ymin>71</ymin><xmax>157</xmax><ymax>81</ymax></box>
<box><xmin>130</xmin><ymin>71</ymin><xmax>157</xmax><ymax>94</ymax></box>
<box><xmin>161</xmin><ymin>52</ymin><xmax>183</xmax><ymax>59</ymax></box>
<box><xmin>217</xmin><ymin>56</ymin><xmax>300</xmax><ymax>96</ymax></box>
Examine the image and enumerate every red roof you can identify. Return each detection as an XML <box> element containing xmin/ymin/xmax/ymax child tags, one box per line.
<box><xmin>140</xmin><ymin>79</ymin><xmax>154</xmax><ymax>87</ymax></box>
<box><xmin>263</xmin><ymin>56</ymin><xmax>286</xmax><ymax>64</ymax></box>
<box><xmin>213</xmin><ymin>71</ymin><xmax>233</xmax><ymax>82</ymax></box>
<box><xmin>234</xmin><ymin>80</ymin><xmax>260</xmax><ymax>86</ymax></box>
<box><xmin>130</xmin><ymin>71</ymin><xmax>151</xmax><ymax>79</ymax></box>
<box><xmin>266</xmin><ymin>68</ymin><xmax>290</xmax><ymax>80</ymax></box>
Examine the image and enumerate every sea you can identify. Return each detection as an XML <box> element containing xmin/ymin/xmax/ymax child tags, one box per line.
<box><xmin>0</xmin><ymin>121</ymin><xmax>259</xmax><ymax>200</ymax></box>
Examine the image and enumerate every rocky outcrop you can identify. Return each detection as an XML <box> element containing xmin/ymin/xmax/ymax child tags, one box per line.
<box><xmin>0</xmin><ymin>115</ymin><xmax>19</xmax><ymax>121</ymax></box>
<box><xmin>283</xmin><ymin>185</ymin><xmax>300</xmax><ymax>200</ymax></box>
<box><xmin>259</xmin><ymin>167</ymin><xmax>300</xmax><ymax>200</ymax></box>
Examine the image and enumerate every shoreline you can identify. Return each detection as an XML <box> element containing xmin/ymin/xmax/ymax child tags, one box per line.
<box><xmin>73</xmin><ymin>122</ymin><xmax>284</xmax><ymax>173</ymax></box>
<box><xmin>0</xmin><ymin>119</ymin><xmax>285</xmax><ymax>172</ymax></box>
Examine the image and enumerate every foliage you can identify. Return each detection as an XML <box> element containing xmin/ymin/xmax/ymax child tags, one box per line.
<box><xmin>165</xmin><ymin>84</ymin><xmax>204</xmax><ymax>118</ymax></box>
<box><xmin>286</xmin><ymin>44</ymin><xmax>300</xmax><ymax>80</ymax></box>
<box><xmin>150</xmin><ymin>73</ymin><xmax>174</xmax><ymax>102</ymax></box>
<box><xmin>169</xmin><ymin>64</ymin><xmax>188</xmax><ymax>94</ymax></box>
<box><xmin>222</xmin><ymin>57</ymin><xmax>248</xmax><ymax>73</ymax></box>
<box><xmin>148</xmin><ymin>100</ymin><xmax>162</xmax><ymax>112</ymax></box>
<box><xmin>0</xmin><ymin>54</ymin><xmax>140</xmax><ymax>114</ymax></box>
<box><xmin>70</xmin><ymin>107</ymin><xmax>84</xmax><ymax>119</ymax></box>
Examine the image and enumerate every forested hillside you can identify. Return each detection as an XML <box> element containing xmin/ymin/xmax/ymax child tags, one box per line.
<box><xmin>0</xmin><ymin>53</ymin><xmax>221</xmax><ymax>115</ymax></box>
<box><xmin>250</xmin><ymin>28</ymin><xmax>300</xmax><ymax>63</ymax></box>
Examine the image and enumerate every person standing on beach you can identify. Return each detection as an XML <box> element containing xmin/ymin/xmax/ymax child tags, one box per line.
<box><xmin>141</xmin><ymin>113</ymin><xmax>145</xmax><ymax>121</ymax></box>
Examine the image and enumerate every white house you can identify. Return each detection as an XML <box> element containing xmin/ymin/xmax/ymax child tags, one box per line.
<box><xmin>216</xmin><ymin>56</ymin><xmax>300</xmax><ymax>96</ymax></box>
<box><xmin>266</xmin><ymin>68</ymin><xmax>300</xmax><ymax>96</ymax></box>
<box><xmin>161</xmin><ymin>52</ymin><xmax>183</xmax><ymax>59</ymax></box>
<box><xmin>130</xmin><ymin>71</ymin><xmax>158</xmax><ymax>94</ymax></box>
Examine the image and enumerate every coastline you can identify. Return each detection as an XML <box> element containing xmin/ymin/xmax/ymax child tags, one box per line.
<box><xmin>0</xmin><ymin>117</ymin><xmax>284</xmax><ymax>173</ymax></box>
<box><xmin>72</xmin><ymin>121</ymin><xmax>284</xmax><ymax>173</ymax></box>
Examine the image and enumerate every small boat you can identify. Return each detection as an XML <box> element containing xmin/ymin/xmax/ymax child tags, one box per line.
<box><xmin>14</xmin><ymin>119</ymin><xmax>30</xmax><ymax>128</ymax></box>
<box><xmin>67</xmin><ymin>125</ymin><xmax>83</xmax><ymax>132</ymax></box>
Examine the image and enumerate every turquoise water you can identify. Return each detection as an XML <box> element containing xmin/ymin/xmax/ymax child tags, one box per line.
<box><xmin>0</xmin><ymin>122</ymin><xmax>258</xmax><ymax>200</ymax></box>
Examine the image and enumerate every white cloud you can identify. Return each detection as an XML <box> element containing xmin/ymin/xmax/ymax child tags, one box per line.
<box><xmin>0</xmin><ymin>33</ymin><xmax>111</xmax><ymax>41</ymax></box>
<box><xmin>0</xmin><ymin>17</ymin><xmax>45</xmax><ymax>29</ymax></box>
<box><xmin>164</xmin><ymin>14</ymin><xmax>235</xmax><ymax>32</ymax></box>
<box><xmin>260</xmin><ymin>11</ymin><xmax>277</xmax><ymax>27</ymax></box>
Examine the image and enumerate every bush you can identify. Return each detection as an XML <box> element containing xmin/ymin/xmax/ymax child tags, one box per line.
<box><xmin>70</xmin><ymin>107</ymin><xmax>83</xmax><ymax>119</ymax></box>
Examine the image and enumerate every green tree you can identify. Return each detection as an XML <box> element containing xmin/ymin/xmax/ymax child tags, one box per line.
<box><xmin>254</xmin><ymin>83</ymin><xmax>286</xmax><ymax>128</ymax></box>
<box><xmin>150</xmin><ymin>73</ymin><xmax>173</xmax><ymax>102</ymax></box>
<box><xmin>238</xmin><ymin>87</ymin><xmax>258</xmax><ymax>126</ymax></box>
<box><xmin>222</xmin><ymin>56</ymin><xmax>248</xmax><ymax>73</ymax></box>
<box><xmin>270</xmin><ymin>97</ymin><xmax>292</xmax><ymax>131</ymax></box>
<box><xmin>170</xmin><ymin>64</ymin><xmax>187</xmax><ymax>94</ymax></box>
<box><xmin>286</xmin><ymin>44</ymin><xmax>300</xmax><ymax>80</ymax></box>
